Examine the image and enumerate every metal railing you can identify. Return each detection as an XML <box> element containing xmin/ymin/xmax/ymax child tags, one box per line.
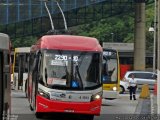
<box><xmin>0</xmin><ymin>0</ymin><xmax>135</xmax><ymax>25</ymax></box>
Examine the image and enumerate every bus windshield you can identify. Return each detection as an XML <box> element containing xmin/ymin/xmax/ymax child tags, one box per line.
<box><xmin>102</xmin><ymin>50</ymin><xmax>118</xmax><ymax>83</ymax></box>
<box><xmin>41</xmin><ymin>50</ymin><xmax>102</xmax><ymax>90</ymax></box>
<box><xmin>14</xmin><ymin>53</ymin><xmax>29</xmax><ymax>73</ymax></box>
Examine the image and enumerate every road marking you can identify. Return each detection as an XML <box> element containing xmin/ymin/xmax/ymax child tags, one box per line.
<box><xmin>151</xmin><ymin>94</ymin><xmax>154</xmax><ymax>114</ymax></box>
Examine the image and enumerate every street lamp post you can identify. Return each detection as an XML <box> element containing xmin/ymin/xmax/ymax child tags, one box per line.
<box><xmin>111</xmin><ymin>33</ymin><xmax>114</xmax><ymax>42</ymax></box>
<box><xmin>153</xmin><ymin>0</ymin><xmax>158</xmax><ymax>73</ymax></box>
<box><xmin>157</xmin><ymin>0</ymin><xmax>160</xmax><ymax>115</ymax></box>
<box><xmin>149</xmin><ymin>25</ymin><xmax>156</xmax><ymax>72</ymax></box>
<box><xmin>153</xmin><ymin>25</ymin><xmax>156</xmax><ymax>72</ymax></box>
<box><xmin>149</xmin><ymin>0</ymin><xmax>157</xmax><ymax>72</ymax></box>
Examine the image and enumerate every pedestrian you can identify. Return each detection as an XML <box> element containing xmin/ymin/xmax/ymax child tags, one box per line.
<box><xmin>129</xmin><ymin>74</ymin><xmax>137</xmax><ymax>100</ymax></box>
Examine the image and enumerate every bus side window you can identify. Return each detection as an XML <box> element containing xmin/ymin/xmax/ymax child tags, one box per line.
<box><xmin>37</xmin><ymin>53</ymin><xmax>42</xmax><ymax>73</ymax></box>
<box><xmin>32</xmin><ymin>53</ymin><xmax>39</xmax><ymax>72</ymax></box>
<box><xmin>25</xmin><ymin>54</ymin><xmax>29</xmax><ymax>73</ymax></box>
<box><xmin>29</xmin><ymin>53</ymin><xmax>34</xmax><ymax>73</ymax></box>
<box><xmin>14</xmin><ymin>54</ymin><xmax>19</xmax><ymax>72</ymax></box>
<box><xmin>4</xmin><ymin>51</ymin><xmax>9</xmax><ymax>65</ymax></box>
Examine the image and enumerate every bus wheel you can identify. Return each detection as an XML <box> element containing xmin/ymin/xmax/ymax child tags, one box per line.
<box><xmin>119</xmin><ymin>86</ymin><xmax>124</xmax><ymax>94</ymax></box>
<box><xmin>35</xmin><ymin>112</ymin><xmax>43</xmax><ymax>118</ymax></box>
<box><xmin>83</xmin><ymin>115</ymin><xmax>94</xmax><ymax>120</ymax></box>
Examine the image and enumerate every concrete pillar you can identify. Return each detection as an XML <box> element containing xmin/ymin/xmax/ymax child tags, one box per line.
<box><xmin>134</xmin><ymin>0</ymin><xmax>146</xmax><ymax>70</ymax></box>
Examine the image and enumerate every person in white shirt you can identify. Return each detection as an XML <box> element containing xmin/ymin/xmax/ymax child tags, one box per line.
<box><xmin>129</xmin><ymin>74</ymin><xmax>137</xmax><ymax>100</ymax></box>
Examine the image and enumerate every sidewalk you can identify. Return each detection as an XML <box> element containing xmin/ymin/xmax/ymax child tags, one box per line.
<box><xmin>134</xmin><ymin>98</ymin><xmax>151</xmax><ymax>114</ymax></box>
<box><xmin>132</xmin><ymin>92</ymin><xmax>160</xmax><ymax>120</ymax></box>
<box><xmin>134</xmin><ymin>91</ymin><xmax>158</xmax><ymax>115</ymax></box>
<box><xmin>151</xmin><ymin>94</ymin><xmax>157</xmax><ymax>114</ymax></box>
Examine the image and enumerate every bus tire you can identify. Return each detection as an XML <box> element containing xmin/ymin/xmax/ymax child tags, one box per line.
<box><xmin>106</xmin><ymin>98</ymin><xmax>115</xmax><ymax>100</ymax></box>
<box><xmin>86</xmin><ymin>115</ymin><xmax>94</xmax><ymax>120</ymax></box>
<box><xmin>120</xmin><ymin>86</ymin><xmax>125</xmax><ymax>94</ymax></box>
<box><xmin>81</xmin><ymin>115</ymin><xmax>94</xmax><ymax>120</ymax></box>
<box><xmin>35</xmin><ymin>112</ymin><xmax>43</xmax><ymax>118</ymax></box>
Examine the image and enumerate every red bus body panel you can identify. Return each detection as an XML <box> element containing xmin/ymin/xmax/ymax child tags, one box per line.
<box><xmin>36</xmin><ymin>95</ymin><xmax>101</xmax><ymax>115</ymax></box>
<box><xmin>31</xmin><ymin>35</ymin><xmax>102</xmax><ymax>52</ymax></box>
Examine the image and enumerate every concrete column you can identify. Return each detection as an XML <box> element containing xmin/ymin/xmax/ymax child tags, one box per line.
<box><xmin>134</xmin><ymin>0</ymin><xmax>146</xmax><ymax>70</ymax></box>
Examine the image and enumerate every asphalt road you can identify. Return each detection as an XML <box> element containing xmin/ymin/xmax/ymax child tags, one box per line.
<box><xmin>11</xmin><ymin>90</ymin><xmax>140</xmax><ymax>120</ymax></box>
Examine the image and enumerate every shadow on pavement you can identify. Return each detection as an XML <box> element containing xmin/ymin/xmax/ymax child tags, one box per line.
<box><xmin>16</xmin><ymin>113</ymin><xmax>94</xmax><ymax>120</ymax></box>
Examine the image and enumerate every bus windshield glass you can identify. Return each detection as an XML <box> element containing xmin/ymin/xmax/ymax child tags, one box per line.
<box><xmin>102</xmin><ymin>50</ymin><xmax>118</xmax><ymax>83</ymax></box>
<box><xmin>41</xmin><ymin>50</ymin><xmax>101</xmax><ymax>90</ymax></box>
<box><xmin>14</xmin><ymin>53</ymin><xmax>29</xmax><ymax>73</ymax></box>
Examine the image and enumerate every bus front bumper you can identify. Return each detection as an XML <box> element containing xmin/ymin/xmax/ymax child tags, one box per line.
<box><xmin>36</xmin><ymin>95</ymin><xmax>101</xmax><ymax>116</ymax></box>
<box><xmin>103</xmin><ymin>90</ymin><xmax>119</xmax><ymax>99</ymax></box>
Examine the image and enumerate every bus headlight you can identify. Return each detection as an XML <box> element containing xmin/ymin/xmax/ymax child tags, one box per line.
<box><xmin>113</xmin><ymin>87</ymin><xmax>117</xmax><ymax>91</ymax></box>
<box><xmin>38</xmin><ymin>89</ymin><xmax>50</xmax><ymax>99</ymax></box>
<box><xmin>91</xmin><ymin>92</ymin><xmax>102</xmax><ymax>101</ymax></box>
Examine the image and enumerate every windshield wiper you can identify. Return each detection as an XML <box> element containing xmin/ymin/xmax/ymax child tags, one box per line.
<box><xmin>74</xmin><ymin>63</ymin><xmax>83</xmax><ymax>89</ymax></box>
<box><xmin>48</xmin><ymin>84</ymin><xmax>67</xmax><ymax>90</ymax></box>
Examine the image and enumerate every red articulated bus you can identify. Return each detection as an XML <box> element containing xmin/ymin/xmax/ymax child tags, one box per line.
<box><xmin>27</xmin><ymin>35</ymin><xmax>103</xmax><ymax>120</ymax></box>
<box><xmin>0</xmin><ymin>33</ymin><xmax>11</xmax><ymax>120</ymax></box>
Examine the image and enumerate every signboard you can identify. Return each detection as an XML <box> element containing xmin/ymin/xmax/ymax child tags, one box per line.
<box><xmin>103</xmin><ymin>43</ymin><xmax>134</xmax><ymax>51</ymax></box>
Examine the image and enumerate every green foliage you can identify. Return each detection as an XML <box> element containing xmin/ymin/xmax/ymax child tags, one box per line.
<box><xmin>9</xmin><ymin>2</ymin><xmax>154</xmax><ymax>52</ymax></box>
<box><xmin>12</xmin><ymin>36</ymin><xmax>37</xmax><ymax>48</ymax></box>
<box><xmin>75</xmin><ymin>14</ymin><xmax>134</xmax><ymax>43</ymax></box>
<box><xmin>73</xmin><ymin>3</ymin><xmax>154</xmax><ymax>52</ymax></box>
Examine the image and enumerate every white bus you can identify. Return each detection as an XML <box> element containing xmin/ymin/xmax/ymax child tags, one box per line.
<box><xmin>12</xmin><ymin>47</ymin><xmax>30</xmax><ymax>92</ymax></box>
<box><xmin>0</xmin><ymin>33</ymin><xmax>11</xmax><ymax>120</ymax></box>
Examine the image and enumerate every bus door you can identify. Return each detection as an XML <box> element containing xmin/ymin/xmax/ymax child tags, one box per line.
<box><xmin>31</xmin><ymin>54</ymin><xmax>37</xmax><ymax>109</ymax></box>
<box><xmin>30</xmin><ymin>52</ymin><xmax>41</xmax><ymax>110</ymax></box>
<box><xmin>28</xmin><ymin>52</ymin><xmax>40</xmax><ymax>109</ymax></box>
<box><xmin>18</xmin><ymin>54</ymin><xmax>24</xmax><ymax>89</ymax></box>
<box><xmin>0</xmin><ymin>51</ymin><xmax>3</xmax><ymax>119</ymax></box>
<box><xmin>0</xmin><ymin>50</ymin><xmax>11</xmax><ymax>119</ymax></box>
<box><xmin>3</xmin><ymin>50</ymin><xmax>11</xmax><ymax>118</ymax></box>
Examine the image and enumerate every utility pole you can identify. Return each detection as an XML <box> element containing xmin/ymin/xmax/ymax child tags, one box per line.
<box><xmin>134</xmin><ymin>0</ymin><xmax>146</xmax><ymax>70</ymax></box>
<box><xmin>153</xmin><ymin>0</ymin><xmax>158</xmax><ymax>72</ymax></box>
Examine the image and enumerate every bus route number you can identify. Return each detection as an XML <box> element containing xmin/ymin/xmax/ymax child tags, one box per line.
<box><xmin>55</xmin><ymin>55</ymin><xmax>67</xmax><ymax>61</ymax></box>
<box><xmin>103</xmin><ymin>51</ymin><xmax>112</xmax><ymax>56</ymax></box>
<box><xmin>73</xmin><ymin>56</ymin><xmax>78</xmax><ymax>61</ymax></box>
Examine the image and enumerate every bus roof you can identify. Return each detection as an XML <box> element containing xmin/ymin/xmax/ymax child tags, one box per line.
<box><xmin>0</xmin><ymin>33</ymin><xmax>10</xmax><ymax>50</ymax></box>
<box><xmin>33</xmin><ymin>35</ymin><xmax>102</xmax><ymax>52</ymax></box>
<box><xmin>15</xmin><ymin>47</ymin><xmax>30</xmax><ymax>53</ymax></box>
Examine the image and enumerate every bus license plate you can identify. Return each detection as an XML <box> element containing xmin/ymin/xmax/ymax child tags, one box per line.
<box><xmin>64</xmin><ymin>109</ymin><xmax>75</xmax><ymax>113</ymax></box>
<box><xmin>67</xmin><ymin>94</ymin><xmax>90</xmax><ymax>102</ymax></box>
